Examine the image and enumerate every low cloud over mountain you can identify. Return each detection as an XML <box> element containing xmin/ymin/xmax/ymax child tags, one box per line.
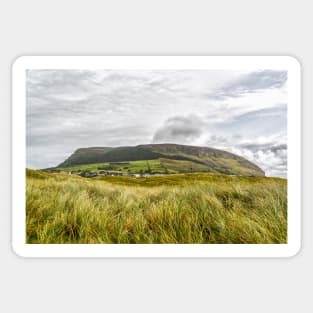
<box><xmin>153</xmin><ymin>114</ymin><xmax>204</xmax><ymax>143</ymax></box>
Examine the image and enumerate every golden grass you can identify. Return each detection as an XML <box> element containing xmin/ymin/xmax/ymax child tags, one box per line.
<box><xmin>26</xmin><ymin>170</ymin><xmax>287</xmax><ymax>244</ymax></box>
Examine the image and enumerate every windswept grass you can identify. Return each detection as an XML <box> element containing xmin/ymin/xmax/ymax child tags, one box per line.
<box><xmin>26</xmin><ymin>170</ymin><xmax>287</xmax><ymax>244</ymax></box>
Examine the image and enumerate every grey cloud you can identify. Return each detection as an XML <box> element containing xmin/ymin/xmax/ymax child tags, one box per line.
<box><xmin>205</xmin><ymin>133</ymin><xmax>287</xmax><ymax>177</ymax></box>
<box><xmin>214</xmin><ymin>105</ymin><xmax>287</xmax><ymax>137</ymax></box>
<box><xmin>153</xmin><ymin>115</ymin><xmax>204</xmax><ymax>143</ymax></box>
<box><xmin>231</xmin><ymin>105</ymin><xmax>287</xmax><ymax>122</ymax></box>
<box><xmin>208</xmin><ymin>135</ymin><xmax>228</xmax><ymax>144</ymax></box>
<box><xmin>27</xmin><ymin>70</ymin><xmax>99</xmax><ymax>100</ymax></box>
<box><xmin>239</xmin><ymin>143</ymin><xmax>287</xmax><ymax>154</ymax></box>
<box><xmin>207</xmin><ymin>70</ymin><xmax>287</xmax><ymax>99</ymax></box>
<box><xmin>240</xmin><ymin>142</ymin><xmax>287</xmax><ymax>170</ymax></box>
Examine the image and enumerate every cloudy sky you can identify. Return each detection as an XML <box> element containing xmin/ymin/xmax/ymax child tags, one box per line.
<box><xmin>26</xmin><ymin>69</ymin><xmax>288</xmax><ymax>177</ymax></box>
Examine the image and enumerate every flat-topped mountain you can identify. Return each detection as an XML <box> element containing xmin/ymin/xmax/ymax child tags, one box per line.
<box><xmin>57</xmin><ymin>143</ymin><xmax>265</xmax><ymax>176</ymax></box>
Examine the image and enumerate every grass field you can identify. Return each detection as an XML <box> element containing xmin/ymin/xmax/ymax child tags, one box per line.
<box><xmin>55</xmin><ymin>158</ymin><xmax>214</xmax><ymax>174</ymax></box>
<box><xmin>57</xmin><ymin>159</ymin><xmax>165</xmax><ymax>173</ymax></box>
<box><xmin>26</xmin><ymin>169</ymin><xmax>287</xmax><ymax>244</ymax></box>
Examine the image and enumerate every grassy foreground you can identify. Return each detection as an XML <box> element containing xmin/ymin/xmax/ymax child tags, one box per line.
<box><xmin>26</xmin><ymin>169</ymin><xmax>287</xmax><ymax>244</ymax></box>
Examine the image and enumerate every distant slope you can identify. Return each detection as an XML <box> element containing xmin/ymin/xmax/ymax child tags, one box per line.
<box><xmin>59</xmin><ymin>147</ymin><xmax>113</xmax><ymax>167</ymax></box>
<box><xmin>59</xmin><ymin>146</ymin><xmax>163</xmax><ymax>168</ymax></box>
<box><xmin>57</xmin><ymin>143</ymin><xmax>265</xmax><ymax>176</ymax></box>
<box><xmin>141</xmin><ymin>143</ymin><xmax>264</xmax><ymax>176</ymax></box>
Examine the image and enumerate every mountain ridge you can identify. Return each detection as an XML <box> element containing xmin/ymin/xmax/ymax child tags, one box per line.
<box><xmin>57</xmin><ymin>143</ymin><xmax>265</xmax><ymax>176</ymax></box>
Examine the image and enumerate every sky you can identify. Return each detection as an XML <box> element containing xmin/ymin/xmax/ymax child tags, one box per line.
<box><xmin>26</xmin><ymin>69</ymin><xmax>288</xmax><ymax>177</ymax></box>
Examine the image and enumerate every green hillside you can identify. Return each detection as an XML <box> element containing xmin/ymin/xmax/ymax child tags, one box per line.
<box><xmin>55</xmin><ymin>143</ymin><xmax>265</xmax><ymax>176</ymax></box>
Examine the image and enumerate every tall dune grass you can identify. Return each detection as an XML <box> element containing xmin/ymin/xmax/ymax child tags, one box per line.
<box><xmin>26</xmin><ymin>170</ymin><xmax>287</xmax><ymax>244</ymax></box>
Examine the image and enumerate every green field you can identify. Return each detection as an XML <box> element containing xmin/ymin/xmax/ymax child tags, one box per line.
<box><xmin>26</xmin><ymin>169</ymin><xmax>287</xmax><ymax>244</ymax></box>
<box><xmin>56</xmin><ymin>158</ymin><xmax>215</xmax><ymax>174</ymax></box>
<box><xmin>57</xmin><ymin>159</ymin><xmax>164</xmax><ymax>173</ymax></box>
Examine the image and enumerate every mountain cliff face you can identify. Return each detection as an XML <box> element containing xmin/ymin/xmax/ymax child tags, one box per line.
<box><xmin>58</xmin><ymin>143</ymin><xmax>265</xmax><ymax>176</ymax></box>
